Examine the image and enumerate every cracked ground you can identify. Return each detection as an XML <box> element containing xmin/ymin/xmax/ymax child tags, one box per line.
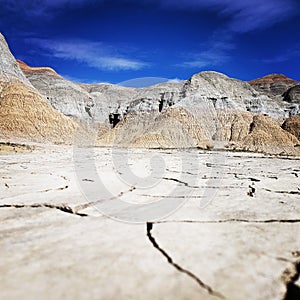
<box><xmin>0</xmin><ymin>146</ymin><xmax>300</xmax><ymax>299</ymax></box>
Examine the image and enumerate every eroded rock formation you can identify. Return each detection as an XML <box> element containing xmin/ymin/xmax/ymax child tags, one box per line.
<box><xmin>0</xmin><ymin>32</ymin><xmax>299</xmax><ymax>154</ymax></box>
<box><xmin>249</xmin><ymin>74</ymin><xmax>298</xmax><ymax>97</ymax></box>
<box><xmin>18</xmin><ymin>60</ymin><xmax>94</xmax><ymax>120</ymax></box>
<box><xmin>249</xmin><ymin>74</ymin><xmax>300</xmax><ymax>116</ymax></box>
<box><xmin>0</xmin><ymin>33</ymin><xmax>76</xmax><ymax>143</ymax></box>
<box><xmin>282</xmin><ymin>115</ymin><xmax>300</xmax><ymax>140</ymax></box>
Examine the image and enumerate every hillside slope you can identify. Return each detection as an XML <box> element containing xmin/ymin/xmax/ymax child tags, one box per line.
<box><xmin>0</xmin><ymin>33</ymin><xmax>76</xmax><ymax>143</ymax></box>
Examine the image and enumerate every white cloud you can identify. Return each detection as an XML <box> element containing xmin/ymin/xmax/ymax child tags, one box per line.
<box><xmin>167</xmin><ymin>78</ymin><xmax>182</xmax><ymax>83</ymax></box>
<box><xmin>29</xmin><ymin>38</ymin><xmax>148</xmax><ymax>71</ymax></box>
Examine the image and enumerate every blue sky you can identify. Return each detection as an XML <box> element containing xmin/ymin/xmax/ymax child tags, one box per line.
<box><xmin>0</xmin><ymin>0</ymin><xmax>300</xmax><ymax>85</ymax></box>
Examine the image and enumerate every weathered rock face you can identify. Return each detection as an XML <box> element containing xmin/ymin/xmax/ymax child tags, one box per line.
<box><xmin>98</xmin><ymin>102</ymin><xmax>300</xmax><ymax>155</ymax></box>
<box><xmin>283</xmin><ymin>84</ymin><xmax>300</xmax><ymax>104</ymax></box>
<box><xmin>96</xmin><ymin>71</ymin><xmax>291</xmax><ymax>120</ymax></box>
<box><xmin>0</xmin><ymin>33</ymin><xmax>76</xmax><ymax>143</ymax></box>
<box><xmin>249</xmin><ymin>74</ymin><xmax>298</xmax><ymax>97</ymax></box>
<box><xmin>14</xmin><ymin>58</ymin><xmax>300</xmax><ymax>154</ymax></box>
<box><xmin>183</xmin><ymin>71</ymin><xmax>295</xmax><ymax>118</ymax></box>
<box><xmin>126</xmin><ymin>81</ymin><xmax>185</xmax><ymax>114</ymax></box>
<box><xmin>21</xmin><ymin>61</ymin><xmax>185</xmax><ymax>124</ymax></box>
<box><xmin>0</xmin><ymin>35</ymin><xmax>31</xmax><ymax>86</ymax></box>
<box><xmin>98</xmin><ymin>107</ymin><xmax>213</xmax><ymax>149</ymax></box>
<box><xmin>184</xmin><ymin>72</ymin><xmax>260</xmax><ymax>111</ymax></box>
<box><xmin>80</xmin><ymin>80</ymin><xmax>186</xmax><ymax>125</ymax></box>
<box><xmin>249</xmin><ymin>74</ymin><xmax>300</xmax><ymax>117</ymax></box>
<box><xmin>0</xmin><ymin>81</ymin><xmax>76</xmax><ymax>143</ymax></box>
<box><xmin>18</xmin><ymin>60</ymin><xmax>94</xmax><ymax>120</ymax></box>
<box><xmin>282</xmin><ymin>115</ymin><xmax>300</xmax><ymax>140</ymax></box>
<box><xmin>79</xmin><ymin>83</ymin><xmax>136</xmax><ymax>123</ymax></box>
<box><xmin>22</xmin><ymin>62</ymin><xmax>293</xmax><ymax>124</ymax></box>
<box><xmin>233</xmin><ymin>114</ymin><xmax>300</xmax><ymax>155</ymax></box>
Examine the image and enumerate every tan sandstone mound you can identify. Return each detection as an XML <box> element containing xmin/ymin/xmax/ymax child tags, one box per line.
<box><xmin>98</xmin><ymin>106</ymin><xmax>300</xmax><ymax>155</ymax></box>
<box><xmin>98</xmin><ymin>107</ymin><xmax>213</xmax><ymax>149</ymax></box>
<box><xmin>282</xmin><ymin>115</ymin><xmax>300</xmax><ymax>140</ymax></box>
<box><xmin>0</xmin><ymin>81</ymin><xmax>76</xmax><ymax>143</ymax></box>
<box><xmin>235</xmin><ymin>114</ymin><xmax>300</xmax><ymax>155</ymax></box>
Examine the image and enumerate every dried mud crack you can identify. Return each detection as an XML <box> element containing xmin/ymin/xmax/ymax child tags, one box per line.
<box><xmin>154</xmin><ymin>219</ymin><xmax>300</xmax><ymax>224</ymax></box>
<box><xmin>262</xmin><ymin>188</ymin><xmax>300</xmax><ymax>195</ymax></box>
<box><xmin>162</xmin><ymin>177</ymin><xmax>199</xmax><ymax>188</ymax></box>
<box><xmin>0</xmin><ymin>203</ymin><xmax>88</xmax><ymax>217</ymax></box>
<box><xmin>146</xmin><ymin>222</ymin><xmax>225</xmax><ymax>299</ymax></box>
<box><xmin>282</xmin><ymin>259</ymin><xmax>300</xmax><ymax>300</ymax></box>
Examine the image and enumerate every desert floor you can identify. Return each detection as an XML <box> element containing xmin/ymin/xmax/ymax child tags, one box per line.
<box><xmin>0</xmin><ymin>146</ymin><xmax>300</xmax><ymax>300</ymax></box>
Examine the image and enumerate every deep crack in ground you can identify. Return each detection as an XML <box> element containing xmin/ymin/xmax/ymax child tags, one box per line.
<box><xmin>146</xmin><ymin>222</ymin><xmax>225</xmax><ymax>299</ymax></box>
<box><xmin>154</xmin><ymin>219</ymin><xmax>300</xmax><ymax>224</ymax></box>
<box><xmin>0</xmin><ymin>203</ymin><xmax>87</xmax><ymax>217</ymax></box>
<box><xmin>283</xmin><ymin>260</ymin><xmax>300</xmax><ymax>300</ymax></box>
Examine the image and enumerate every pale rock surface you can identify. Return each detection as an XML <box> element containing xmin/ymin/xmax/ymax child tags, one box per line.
<box><xmin>0</xmin><ymin>34</ymin><xmax>31</xmax><ymax>86</ymax></box>
<box><xmin>0</xmin><ymin>147</ymin><xmax>300</xmax><ymax>299</ymax></box>
<box><xmin>18</xmin><ymin>60</ymin><xmax>94</xmax><ymax>120</ymax></box>
<box><xmin>80</xmin><ymin>82</ymin><xmax>136</xmax><ymax>122</ymax></box>
<box><xmin>20</xmin><ymin>60</ymin><xmax>293</xmax><ymax>125</ymax></box>
<box><xmin>182</xmin><ymin>71</ymin><xmax>291</xmax><ymax>118</ymax></box>
<box><xmin>93</xmin><ymin>72</ymin><xmax>299</xmax><ymax>153</ymax></box>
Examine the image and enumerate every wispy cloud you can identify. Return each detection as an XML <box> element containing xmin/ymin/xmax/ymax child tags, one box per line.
<box><xmin>61</xmin><ymin>74</ymin><xmax>98</xmax><ymax>84</ymax></box>
<box><xmin>178</xmin><ymin>33</ymin><xmax>234</xmax><ymax>68</ymax></box>
<box><xmin>28</xmin><ymin>38</ymin><xmax>148</xmax><ymax>71</ymax></box>
<box><xmin>4</xmin><ymin>0</ymin><xmax>298</xmax><ymax>30</ymax></box>
<box><xmin>159</xmin><ymin>0</ymin><xmax>299</xmax><ymax>32</ymax></box>
<box><xmin>170</xmin><ymin>0</ymin><xmax>298</xmax><ymax>69</ymax></box>
<box><xmin>261</xmin><ymin>47</ymin><xmax>300</xmax><ymax>64</ymax></box>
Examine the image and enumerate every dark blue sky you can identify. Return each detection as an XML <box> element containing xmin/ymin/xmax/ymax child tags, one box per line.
<box><xmin>1</xmin><ymin>0</ymin><xmax>300</xmax><ymax>85</ymax></box>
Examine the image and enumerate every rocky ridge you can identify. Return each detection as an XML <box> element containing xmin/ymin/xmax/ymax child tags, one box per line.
<box><xmin>249</xmin><ymin>74</ymin><xmax>298</xmax><ymax>97</ymax></box>
<box><xmin>96</xmin><ymin>71</ymin><xmax>299</xmax><ymax>155</ymax></box>
<box><xmin>0</xmin><ymin>33</ymin><xmax>76</xmax><ymax>143</ymax></box>
<box><xmin>18</xmin><ymin>60</ymin><xmax>94</xmax><ymax>121</ymax></box>
<box><xmin>23</xmin><ymin>61</ymin><xmax>297</xmax><ymax>121</ymax></box>
<box><xmin>249</xmin><ymin>74</ymin><xmax>300</xmax><ymax>116</ymax></box>
<box><xmin>0</xmin><ymin>32</ymin><xmax>299</xmax><ymax>154</ymax></box>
